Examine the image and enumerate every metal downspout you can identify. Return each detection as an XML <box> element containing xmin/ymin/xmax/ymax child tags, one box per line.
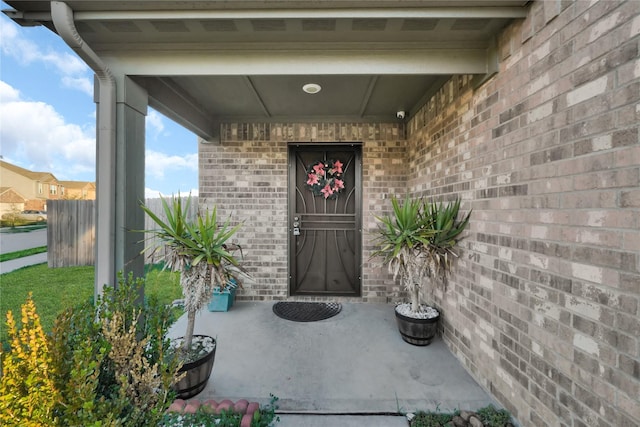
<box><xmin>51</xmin><ymin>1</ymin><xmax>116</xmax><ymax>298</ymax></box>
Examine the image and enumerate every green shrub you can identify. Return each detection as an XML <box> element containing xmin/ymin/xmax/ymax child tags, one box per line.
<box><xmin>410</xmin><ymin>404</ymin><xmax>512</xmax><ymax>427</ymax></box>
<box><xmin>160</xmin><ymin>394</ymin><xmax>280</xmax><ymax>427</ymax></box>
<box><xmin>0</xmin><ymin>273</ymin><xmax>181</xmax><ymax>427</ymax></box>
<box><xmin>52</xmin><ymin>272</ymin><xmax>182</xmax><ymax>426</ymax></box>
<box><xmin>410</xmin><ymin>410</ymin><xmax>455</xmax><ymax>427</ymax></box>
<box><xmin>477</xmin><ymin>405</ymin><xmax>512</xmax><ymax>427</ymax></box>
<box><xmin>0</xmin><ymin>294</ymin><xmax>61</xmax><ymax>426</ymax></box>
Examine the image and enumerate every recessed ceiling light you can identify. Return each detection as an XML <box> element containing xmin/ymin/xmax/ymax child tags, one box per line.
<box><xmin>302</xmin><ymin>83</ymin><xmax>322</xmax><ymax>94</ymax></box>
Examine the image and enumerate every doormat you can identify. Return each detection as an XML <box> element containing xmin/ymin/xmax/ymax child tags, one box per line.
<box><xmin>272</xmin><ymin>302</ymin><xmax>342</xmax><ymax>322</ymax></box>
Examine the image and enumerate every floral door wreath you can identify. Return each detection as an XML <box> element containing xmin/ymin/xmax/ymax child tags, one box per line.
<box><xmin>305</xmin><ymin>159</ymin><xmax>345</xmax><ymax>199</ymax></box>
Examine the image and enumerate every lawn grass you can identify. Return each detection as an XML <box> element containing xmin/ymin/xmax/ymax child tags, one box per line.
<box><xmin>0</xmin><ymin>246</ymin><xmax>48</xmax><ymax>262</ymax></box>
<box><xmin>0</xmin><ymin>263</ymin><xmax>182</xmax><ymax>346</ymax></box>
<box><xmin>0</xmin><ymin>223</ymin><xmax>48</xmax><ymax>231</ymax></box>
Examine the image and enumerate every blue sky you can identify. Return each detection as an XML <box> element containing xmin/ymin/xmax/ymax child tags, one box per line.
<box><xmin>0</xmin><ymin>6</ymin><xmax>199</xmax><ymax>197</ymax></box>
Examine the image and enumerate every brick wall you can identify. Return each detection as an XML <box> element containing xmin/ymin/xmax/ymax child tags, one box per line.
<box><xmin>406</xmin><ymin>1</ymin><xmax>639</xmax><ymax>426</ymax></box>
<box><xmin>198</xmin><ymin>123</ymin><xmax>406</xmax><ymax>302</ymax></box>
<box><xmin>198</xmin><ymin>1</ymin><xmax>638</xmax><ymax>424</ymax></box>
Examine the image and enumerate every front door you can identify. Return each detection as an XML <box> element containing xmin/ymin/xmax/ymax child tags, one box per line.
<box><xmin>288</xmin><ymin>144</ymin><xmax>362</xmax><ymax>296</ymax></box>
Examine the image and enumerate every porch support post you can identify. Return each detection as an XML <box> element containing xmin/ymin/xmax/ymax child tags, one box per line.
<box><xmin>51</xmin><ymin>2</ymin><xmax>148</xmax><ymax>296</ymax></box>
<box><xmin>50</xmin><ymin>1</ymin><xmax>119</xmax><ymax>298</ymax></box>
<box><xmin>113</xmin><ymin>76</ymin><xmax>148</xmax><ymax>281</ymax></box>
<box><xmin>92</xmin><ymin>74</ymin><xmax>116</xmax><ymax>296</ymax></box>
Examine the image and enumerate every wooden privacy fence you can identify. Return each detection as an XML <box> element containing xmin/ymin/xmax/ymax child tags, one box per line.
<box><xmin>48</xmin><ymin>200</ymin><xmax>95</xmax><ymax>267</ymax></box>
<box><xmin>48</xmin><ymin>197</ymin><xmax>199</xmax><ymax>267</ymax></box>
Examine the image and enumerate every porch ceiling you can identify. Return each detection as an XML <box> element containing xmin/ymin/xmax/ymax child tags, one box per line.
<box><xmin>4</xmin><ymin>0</ymin><xmax>529</xmax><ymax>139</ymax></box>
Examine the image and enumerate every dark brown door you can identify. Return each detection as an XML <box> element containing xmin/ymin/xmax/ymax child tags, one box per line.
<box><xmin>289</xmin><ymin>144</ymin><xmax>362</xmax><ymax>296</ymax></box>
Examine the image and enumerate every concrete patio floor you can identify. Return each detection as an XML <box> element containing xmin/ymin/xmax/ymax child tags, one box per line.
<box><xmin>168</xmin><ymin>301</ymin><xmax>498</xmax><ymax>419</ymax></box>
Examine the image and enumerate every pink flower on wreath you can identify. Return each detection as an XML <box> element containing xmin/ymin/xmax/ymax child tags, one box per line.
<box><xmin>321</xmin><ymin>184</ymin><xmax>334</xmax><ymax>198</ymax></box>
<box><xmin>331</xmin><ymin>160</ymin><xmax>343</xmax><ymax>175</ymax></box>
<box><xmin>307</xmin><ymin>173</ymin><xmax>319</xmax><ymax>186</ymax></box>
<box><xmin>313</xmin><ymin>163</ymin><xmax>326</xmax><ymax>175</ymax></box>
<box><xmin>305</xmin><ymin>159</ymin><xmax>346</xmax><ymax>198</ymax></box>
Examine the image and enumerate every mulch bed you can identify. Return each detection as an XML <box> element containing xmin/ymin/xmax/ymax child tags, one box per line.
<box><xmin>168</xmin><ymin>398</ymin><xmax>260</xmax><ymax>427</ymax></box>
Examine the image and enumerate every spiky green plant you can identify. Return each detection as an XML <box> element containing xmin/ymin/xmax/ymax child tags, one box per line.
<box><xmin>140</xmin><ymin>194</ymin><xmax>247</xmax><ymax>352</ymax></box>
<box><xmin>372</xmin><ymin>195</ymin><xmax>471</xmax><ymax>313</ymax></box>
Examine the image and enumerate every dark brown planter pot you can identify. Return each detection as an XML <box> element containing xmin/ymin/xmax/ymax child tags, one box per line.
<box><xmin>394</xmin><ymin>309</ymin><xmax>440</xmax><ymax>346</ymax></box>
<box><xmin>173</xmin><ymin>335</ymin><xmax>217</xmax><ymax>399</ymax></box>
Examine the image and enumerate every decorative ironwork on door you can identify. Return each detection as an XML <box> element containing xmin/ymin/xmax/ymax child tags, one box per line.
<box><xmin>289</xmin><ymin>144</ymin><xmax>362</xmax><ymax>296</ymax></box>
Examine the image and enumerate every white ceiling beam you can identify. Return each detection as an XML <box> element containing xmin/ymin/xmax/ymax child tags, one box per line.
<box><xmin>243</xmin><ymin>77</ymin><xmax>272</xmax><ymax>117</ymax></box>
<box><xmin>359</xmin><ymin>76</ymin><xmax>378</xmax><ymax>118</ymax></box>
<box><xmin>140</xmin><ymin>77</ymin><xmax>218</xmax><ymax>141</ymax></box>
<box><xmin>74</xmin><ymin>7</ymin><xmax>528</xmax><ymax>21</ymax></box>
<box><xmin>106</xmin><ymin>48</ymin><xmax>490</xmax><ymax>76</ymax></box>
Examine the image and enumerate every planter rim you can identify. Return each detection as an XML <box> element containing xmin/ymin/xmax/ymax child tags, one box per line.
<box><xmin>393</xmin><ymin>302</ymin><xmax>440</xmax><ymax>319</ymax></box>
<box><xmin>174</xmin><ymin>335</ymin><xmax>217</xmax><ymax>370</ymax></box>
<box><xmin>173</xmin><ymin>334</ymin><xmax>217</xmax><ymax>399</ymax></box>
<box><xmin>394</xmin><ymin>304</ymin><xmax>440</xmax><ymax>323</ymax></box>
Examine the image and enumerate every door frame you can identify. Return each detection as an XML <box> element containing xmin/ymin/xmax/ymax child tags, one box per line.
<box><xmin>287</xmin><ymin>143</ymin><xmax>363</xmax><ymax>297</ymax></box>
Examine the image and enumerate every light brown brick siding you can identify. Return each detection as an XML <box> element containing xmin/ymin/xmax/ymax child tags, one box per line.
<box><xmin>199</xmin><ymin>123</ymin><xmax>407</xmax><ymax>303</ymax></box>
<box><xmin>199</xmin><ymin>1</ymin><xmax>639</xmax><ymax>425</ymax></box>
<box><xmin>403</xmin><ymin>1</ymin><xmax>639</xmax><ymax>426</ymax></box>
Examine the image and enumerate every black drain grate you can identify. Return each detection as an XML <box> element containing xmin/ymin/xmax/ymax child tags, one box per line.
<box><xmin>272</xmin><ymin>302</ymin><xmax>342</xmax><ymax>322</ymax></box>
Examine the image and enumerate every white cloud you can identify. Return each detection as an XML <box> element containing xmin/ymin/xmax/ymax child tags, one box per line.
<box><xmin>145</xmin><ymin>187</ymin><xmax>164</xmax><ymax>199</ymax></box>
<box><xmin>145</xmin><ymin>150</ymin><xmax>198</xmax><ymax>180</ymax></box>
<box><xmin>0</xmin><ymin>80</ymin><xmax>95</xmax><ymax>178</ymax></box>
<box><xmin>61</xmin><ymin>76</ymin><xmax>93</xmax><ymax>97</ymax></box>
<box><xmin>146</xmin><ymin>110</ymin><xmax>166</xmax><ymax>139</ymax></box>
<box><xmin>0</xmin><ymin>80</ymin><xmax>198</xmax><ymax>193</ymax></box>
<box><xmin>0</xmin><ymin>80</ymin><xmax>21</xmax><ymax>101</ymax></box>
<box><xmin>40</xmin><ymin>49</ymin><xmax>88</xmax><ymax>76</ymax></box>
<box><xmin>1</xmin><ymin>19</ymin><xmax>199</xmax><ymax>195</ymax></box>
<box><xmin>1</xmin><ymin>17</ymin><xmax>91</xmax><ymax>95</ymax></box>
<box><xmin>145</xmin><ymin>187</ymin><xmax>198</xmax><ymax>199</ymax></box>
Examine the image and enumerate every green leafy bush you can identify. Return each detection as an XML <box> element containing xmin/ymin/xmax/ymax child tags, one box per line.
<box><xmin>0</xmin><ymin>273</ymin><xmax>181</xmax><ymax>426</ymax></box>
<box><xmin>160</xmin><ymin>394</ymin><xmax>280</xmax><ymax>427</ymax></box>
<box><xmin>0</xmin><ymin>294</ymin><xmax>61</xmax><ymax>426</ymax></box>
<box><xmin>410</xmin><ymin>405</ymin><xmax>512</xmax><ymax>427</ymax></box>
<box><xmin>52</xmin><ymin>272</ymin><xmax>182</xmax><ymax>426</ymax></box>
<box><xmin>410</xmin><ymin>406</ymin><xmax>457</xmax><ymax>427</ymax></box>
<box><xmin>477</xmin><ymin>405</ymin><xmax>512</xmax><ymax>426</ymax></box>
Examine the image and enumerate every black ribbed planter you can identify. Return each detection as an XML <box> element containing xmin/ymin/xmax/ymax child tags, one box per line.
<box><xmin>173</xmin><ymin>335</ymin><xmax>217</xmax><ymax>399</ymax></box>
<box><xmin>395</xmin><ymin>307</ymin><xmax>440</xmax><ymax>346</ymax></box>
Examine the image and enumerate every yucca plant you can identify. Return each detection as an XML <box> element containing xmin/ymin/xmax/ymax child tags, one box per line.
<box><xmin>140</xmin><ymin>194</ymin><xmax>247</xmax><ymax>352</ymax></box>
<box><xmin>372</xmin><ymin>195</ymin><xmax>471</xmax><ymax>314</ymax></box>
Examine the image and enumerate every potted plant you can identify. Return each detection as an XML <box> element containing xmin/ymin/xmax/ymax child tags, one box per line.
<box><xmin>208</xmin><ymin>259</ymin><xmax>242</xmax><ymax>312</ymax></box>
<box><xmin>372</xmin><ymin>195</ymin><xmax>471</xmax><ymax>345</ymax></box>
<box><xmin>141</xmin><ymin>194</ymin><xmax>247</xmax><ymax>397</ymax></box>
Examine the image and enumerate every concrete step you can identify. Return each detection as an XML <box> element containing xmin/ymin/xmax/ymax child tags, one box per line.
<box><xmin>277</xmin><ymin>413</ymin><xmax>409</xmax><ymax>426</ymax></box>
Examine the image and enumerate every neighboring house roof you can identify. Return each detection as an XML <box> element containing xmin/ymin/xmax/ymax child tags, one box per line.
<box><xmin>0</xmin><ymin>160</ymin><xmax>58</xmax><ymax>183</ymax></box>
<box><xmin>0</xmin><ymin>187</ymin><xmax>26</xmax><ymax>203</ymax></box>
<box><xmin>58</xmin><ymin>180</ymin><xmax>96</xmax><ymax>190</ymax></box>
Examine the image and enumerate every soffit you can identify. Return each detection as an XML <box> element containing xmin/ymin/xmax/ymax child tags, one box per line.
<box><xmin>4</xmin><ymin>1</ymin><xmax>529</xmax><ymax>138</ymax></box>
